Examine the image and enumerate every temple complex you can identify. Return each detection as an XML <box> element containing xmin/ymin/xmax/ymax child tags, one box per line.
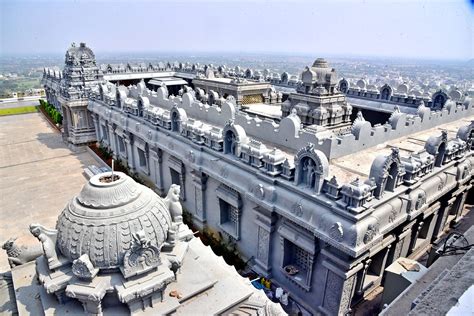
<box><xmin>29</xmin><ymin>43</ymin><xmax>474</xmax><ymax>314</ymax></box>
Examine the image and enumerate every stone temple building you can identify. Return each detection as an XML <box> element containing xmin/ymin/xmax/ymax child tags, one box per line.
<box><xmin>39</xmin><ymin>43</ymin><xmax>474</xmax><ymax>315</ymax></box>
<box><xmin>5</xmin><ymin>171</ymin><xmax>286</xmax><ymax>315</ymax></box>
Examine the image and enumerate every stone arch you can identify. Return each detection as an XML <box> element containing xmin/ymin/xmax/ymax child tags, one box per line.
<box><xmin>99</xmin><ymin>84</ymin><xmax>105</xmax><ymax>100</ymax></box>
<box><xmin>369</xmin><ymin>148</ymin><xmax>406</xmax><ymax>197</ymax></box>
<box><xmin>357</xmin><ymin>79</ymin><xmax>367</xmax><ymax>90</ymax></box>
<box><xmin>116</xmin><ymin>88</ymin><xmax>126</xmax><ymax>109</ymax></box>
<box><xmin>339</xmin><ymin>78</ymin><xmax>349</xmax><ymax>93</ymax></box>
<box><xmin>301</xmin><ymin>67</ymin><xmax>314</xmax><ymax>84</ymax></box>
<box><xmin>425</xmin><ymin>130</ymin><xmax>448</xmax><ymax>167</ymax></box>
<box><xmin>294</xmin><ymin>143</ymin><xmax>329</xmax><ymax>194</ymax></box>
<box><xmin>281</xmin><ymin>72</ymin><xmax>289</xmax><ymax>84</ymax></box>
<box><xmin>431</xmin><ymin>90</ymin><xmax>449</xmax><ymax>110</ymax></box>
<box><xmin>222</xmin><ymin>121</ymin><xmax>246</xmax><ymax>157</ymax></box>
<box><xmin>170</xmin><ymin>106</ymin><xmax>187</xmax><ymax>132</ymax></box>
<box><xmin>208</xmin><ymin>90</ymin><xmax>219</xmax><ymax>105</ymax></box>
<box><xmin>457</xmin><ymin>121</ymin><xmax>474</xmax><ymax>150</ymax></box>
<box><xmin>137</xmin><ymin>96</ymin><xmax>149</xmax><ymax>117</ymax></box>
<box><xmin>245</xmin><ymin>68</ymin><xmax>253</xmax><ymax>79</ymax></box>
<box><xmin>380</xmin><ymin>84</ymin><xmax>392</xmax><ymax>100</ymax></box>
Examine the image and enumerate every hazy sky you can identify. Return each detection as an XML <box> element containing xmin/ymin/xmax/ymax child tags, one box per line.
<box><xmin>1</xmin><ymin>0</ymin><xmax>473</xmax><ymax>60</ymax></box>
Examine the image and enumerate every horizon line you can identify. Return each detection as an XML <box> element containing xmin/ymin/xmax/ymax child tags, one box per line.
<box><xmin>1</xmin><ymin>50</ymin><xmax>472</xmax><ymax>63</ymax></box>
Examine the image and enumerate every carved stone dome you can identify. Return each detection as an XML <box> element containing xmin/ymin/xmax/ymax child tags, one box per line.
<box><xmin>55</xmin><ymin>172</ymin><xmax>172</xmax><ymax>270</ymax></box>
<box><xmin>312</xmin><ymin>58</ymin><xmax>329</xmax><ymax>69</ymax></box>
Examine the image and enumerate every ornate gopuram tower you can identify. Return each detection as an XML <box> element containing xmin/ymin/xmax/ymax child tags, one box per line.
<box><xmin>282</xmin><ymin>58</ymin><xmax>352</xmax><ymax>129</ymax></box>
<box><xmin>59</xmin><ymin>42</ymin><xmax>104</xmax><ymax>147</ymax></box>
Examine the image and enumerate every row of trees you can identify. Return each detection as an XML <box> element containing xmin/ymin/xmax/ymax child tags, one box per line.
<box><xmin>39</xmin><ymin>99</ymin><xmax>62</xmax><ymax>125</ymax></box>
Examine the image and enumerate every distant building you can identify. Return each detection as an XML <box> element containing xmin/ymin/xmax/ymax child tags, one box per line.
<box><xmin>42</xmin><ymin>43</ymin><xmax>474</xmax><ymax>315</ymax></box>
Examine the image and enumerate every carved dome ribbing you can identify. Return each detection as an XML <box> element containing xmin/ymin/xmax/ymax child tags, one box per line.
<box><xmin>65</xmin><ymin>42</ymin><xmax>96</xmax><ymax>65</ymax></box>
<box><xmin>312</xmin><ymin>58</ymin><xmax>329</xmax><ymax>69</ymax></box>
<box><xmin>56</xmin><ymin>172</ymin><xmax>172</xmax><ymax>270</ymax></box>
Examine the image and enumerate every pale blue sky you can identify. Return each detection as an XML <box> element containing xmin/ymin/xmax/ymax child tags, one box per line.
<box><xmin>1</xmin><ymin>0</ymin><xmax>473</xmax><ymax>60</ymax></box>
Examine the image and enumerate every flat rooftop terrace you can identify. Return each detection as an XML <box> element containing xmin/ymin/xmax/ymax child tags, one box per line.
<box><xmin>328</xmin><ymin>115</ymin><xmax>474</xmax><ymax>183</ymax></box>
<box><xmin>0</xmin><ymin>113</ymin><xmax>96</xmax><ymax>272</ymax></box>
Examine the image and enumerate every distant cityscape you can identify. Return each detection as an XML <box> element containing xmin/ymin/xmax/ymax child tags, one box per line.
<box><xmin>1</xmin><ymin>53</ymin><xmax>473</xmax><ymax>98</ymax></box>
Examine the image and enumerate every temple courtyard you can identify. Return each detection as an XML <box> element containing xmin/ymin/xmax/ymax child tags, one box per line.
<box><xmin>0</xmin><ymin>112</ymin><xmax>96</xmax><ymax>272</ymax></box>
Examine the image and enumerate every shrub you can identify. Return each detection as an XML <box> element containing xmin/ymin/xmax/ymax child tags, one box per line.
<box><xmin>40</xmin><ymin>100</ymin><xmax>63</xmax><ymax>125</ymax></box>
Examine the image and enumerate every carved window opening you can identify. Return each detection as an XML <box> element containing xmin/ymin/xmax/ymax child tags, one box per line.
<box><xmin>381</xmin><ymin>87</ymin><xmax>390</xmax><ymax>100</ymax></box>
<box><xmin>294</xmin><ymin>244</ymin><xmax>310</xmax><ymax>274</ymax></box>
<box><xmin>219</xmin><ymin>200</ymin><xmax>240</xmax><ymax>239</ymax></box>
<box><xmin>435</xmin><ymin>143</ymin><xmax>446</xmax><ymax>167</ymax></box>
<box><xmin>216</xmin><ymin>184</ymin><xmax>242</xmax><ymax>240</ymax></box>
<box><xmin>385</xmin><ymin>162</ymin><xmax>399</xmax><ymax>192</ymax></box>
<box><xmin>171</xmin><ymin>111</ymin><xmax>179</xmax><ymax>132</ymax></box>
<box><xmin>340</xmin><ymin>81</ymin><xmax>348</xmax><ymax>93</ymax></box>
<box><xmin>433</xmin><ymin>94</ymin><xmax>446</xmax><ymax>110</ymax></box>
<box><xmin>137</xmin><ymin>99</ymin><xmax>144</xmax><ymax>117</ymax></box>
<box><xmin>170</xmin><ymin>168</ymin><xmax>180</xmax><ymax>186</ymax></box>
<box><xmin>117</xmin><ymin>136</ymin><xmax>126</xmax><ymax>154</ymax></box>
<box><xmin>100</xmin><ymin>124</ymin><xmax>108</xmax><ymax>142</ymax></box>
<box><xmin>224</xmin><ymin>130</ymin><xmax>237</xmax><ymax>155</ymax></box>
<box><xmin>278</xmin><ymin>221</ymin><xmax>316</xmax><ymax>291</ymax></box>
<box><xmin>137</xmin><ymin>148</ymin><xmax>147</xmax><ymax>169</ymax></box>
<box><xmin>299</xmin><ymin>157</ymin><xmax>318</xmax><ymax>189</ymax></box>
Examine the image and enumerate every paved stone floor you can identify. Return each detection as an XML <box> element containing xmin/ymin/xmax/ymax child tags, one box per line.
<box><xmin>0</xmin><ymin>113</ymin><xmax>96</xmax><ymax>272</ymax></box>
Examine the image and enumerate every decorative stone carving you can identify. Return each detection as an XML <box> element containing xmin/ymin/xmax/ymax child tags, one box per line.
<box><xmin>290</xmin><ymin>201</ymin><xmax>303</xmax><ymax>217</ymax></box>
<box><xmin>294</xmin><ymin>143</ymin><xmax>329</xmax><ymax>193</ymax></box>
<box><xmin>120</xmin><ymin>231</ymin><xmax>161</xmax><ymax>278</ymax></box>
<box><xmin>329</xmin><ymin>222</ymin><xmax>344</xmax><ymax>242</ymax></box>
<box><xmin>257</xmin><ymin>227</ymin><xmax>270</xmax><ymax>262</ymax></box>
<box><xmin>165</xmin><ymin>184</ymin><xmax>183</xmax><ymax>224</ymax></box>
<box><xmin>252</xmin><ymin>183</ymin><xmax>265</xmax><ymax>200</ymax></box>
<box><xmin>2</xmin><ymin>237</ymin><xmax>42</xmax><ymax>268</ymax></box>
<box><xmin>72</xmin><ymin>254</ymin><xmax>98</xmax><ymax>280</ymax></box>
<box><xmin>363</xmin><ymin>223</ymin><xmax>379</xmax><ymax>244</ymax></box>
<box><xmin>323</xmin><ymin>270</ymin><xmax>342</xmax><ymax>311</ymax></box>
<box><xmin>29</xmin><ymin>224</ymin><xmax>62</xmax><ymax>270</ymax></box>
<box><xmin>369</xmin><ymin>147</ymin><xmax>406</xmax><ymax>197</ymax></box>
<box><xmin>388</xmin><ymin>207</ymin><xmax>398</xmax><ymax>223</ymax></box>
<box><xmin>219</xmin><ymin>165</ymin><xmax>229</xmax><ymax>178</ymax></box>
<box><xmin>438</xmin><ymin>179</ymin><xmax>445</xmax><ymax>191</ymax></box>
<box><xmin>415</xmin><ymin>191</ymin><xmax>426</xmax><ymax>210</ymax></box>
<box><xmin>55</xmin><ymin>172</ymin><xmax>171</xmax><ymax>270</ymax></box>
<box><xmin>185</xmin><ymin>150</ymin><xmax>195</xmax><ymax>163</ymax></box>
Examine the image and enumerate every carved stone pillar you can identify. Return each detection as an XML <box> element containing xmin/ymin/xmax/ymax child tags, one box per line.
<box><xmin>91</xmin><ymin>114</ymin><xmax>99</xmax><ymax>142</ymax></box>
<box><xmin>192</xmin><ymin>171</ymin><xmax>208</xmax><ymax>224</ymax></box>
<box><xmin>107</xmin><ymin>123</ymin><xmax>116</xmax><ymax>154</ymax></box>
<box><xmin>408</xmin><ymin>221</ymin><xmax>424</xmax><ymax>254</ymax></box>
<box><xmin>432</xmin><ymin>199</ymin><xmax>453</xmax><ymax>242</ymax></box>
<box><xmin>396</xmin><ymin>219</ymin><xmax>418</xmax><ymax>258</ymax></box>
<box><xmin>124</xmin><ymin>133</ymin><xmax>135</xmax><ymax>172</ymax></box>
<box><xmin>253</xmin><ymin>206</ymin><xmax>276</xmax><ymax>277</ymax></box>
<box><xmin>319</xmin><ymin>261</ymin><xmax>359</xmax><ymax>316</ymax></box>
<box><xmin>149</xmin><ymin>147</ymin><xmax>164</xmax><ymax>194</ymax></box>
<box><xmin>356</xmin><ymin>259</ymin><xmax>372</xmax><ymax>296</ymax></box>
<box><xmin>452</xmin><ymin>191</ymin><xmax>468</xmax><ymax>225</ymax></box>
